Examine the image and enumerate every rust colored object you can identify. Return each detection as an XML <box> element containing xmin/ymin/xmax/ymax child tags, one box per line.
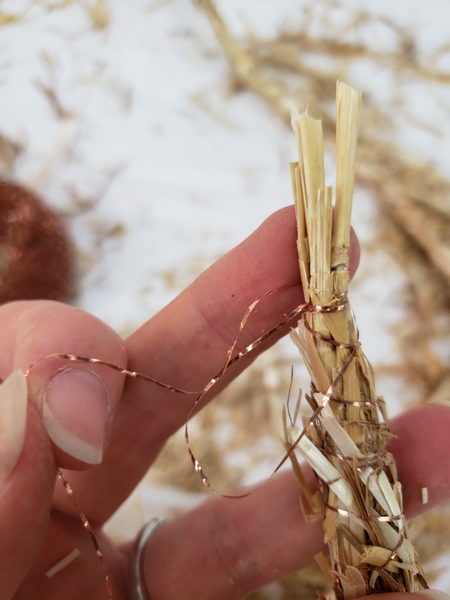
<box><xmin>0</xmin><ymin>181</ymin><xmax>72</xmax><ymax>304</ymax></box>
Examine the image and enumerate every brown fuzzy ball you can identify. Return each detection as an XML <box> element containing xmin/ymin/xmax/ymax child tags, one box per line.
<box><xmin>0</xmin><ymin>181</ymin><xmax>72</xmax><ymax>304</ymax></box>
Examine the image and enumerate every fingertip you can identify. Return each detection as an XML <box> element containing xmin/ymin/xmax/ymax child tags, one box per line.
<box><xmin>0</xmin><ymin>300</ymin><xmax>128</xmax><ymax>470</ymax></box>
<box><xmin>254</xmin><ymin>206</ymin><xmax>360</xmax><ymax>283</ymax></box>
<box><xmin>227</xmin><ymin>205</ymin><xmax>300</xmax><ymax>295</ymax></box>
<box><xmin>42</xmin><ymin>368</ymin><xmax>109</xmax><ymax>468</ymax></box>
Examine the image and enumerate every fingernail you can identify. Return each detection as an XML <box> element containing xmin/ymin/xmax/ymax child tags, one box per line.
<box><xmin>42</xmin><ymin>369</ymin><xmax>109</xmax><ymax>464</ymax></box>
<box><xmin>0</xmin><ymin>370</ymin><xmax>28</xmax><ymax>487</ymax></box>
<box><xmin>414</xmin><ymin>591</ymin><xmax>450</xmax><ymax>600</ymax></box>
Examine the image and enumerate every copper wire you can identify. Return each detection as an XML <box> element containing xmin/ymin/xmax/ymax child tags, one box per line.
<box><xmin>321</xmin><ymin>447</ymin><xmax>387</xmax><ymax>467</ymax></box>
<box><xmin>321</xmin><ymin>498</ymin><xmax>403</xmax><ymax>525</ymax></box>
<box><xmin>0</xmin><ymin>181</ymin><xmax>72</xmax><ymax>303</ymax></box>
<box><xmin>22</xmin><ymin>292</ymin><xmax>402</xmax><ymax>594</ymax></box>
<box><xmin>25</xmin><ymin>297</ymin><xmax>361</xmax><ymax>497</ymax></box>
<box><xmin>25</xmin><ymin>353</ymin><xmax>200</xmax><ymax>395</ymax></box>
<box><xmin>57</xmin><ymin>469</ymin><xmax>113</xmax><ymax>600</ymax></box>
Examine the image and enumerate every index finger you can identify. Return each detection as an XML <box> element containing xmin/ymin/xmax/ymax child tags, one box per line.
<box><xmin>53</xmin><ymin>207</ymin><xmax>358</xmax><ymax>523</ymax></box>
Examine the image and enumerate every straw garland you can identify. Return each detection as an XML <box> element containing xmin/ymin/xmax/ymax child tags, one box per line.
<box><xmin>286</xmin><ymin>82</ymin><xmax>428</xmax><ymax>598</ymax></box>
<box><xmin>193</xmin><ymin>3</ymin><xmax>450</xmax><ymax>592</ymax></box>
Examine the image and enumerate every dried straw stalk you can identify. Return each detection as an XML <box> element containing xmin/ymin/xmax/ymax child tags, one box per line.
<box><xmin>196</xmin><ymin>0</ymin><xmax>450</xmax><ymax>291</ymax></box>
<box><xmin>286</xmin><ymin>82</ymin><xmax>428</xmax><ymax>598</ymax></box>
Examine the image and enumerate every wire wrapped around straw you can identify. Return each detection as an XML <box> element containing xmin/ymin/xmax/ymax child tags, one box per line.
<box><xmin>285</xmin><ymin>82</ymin><xmax>428</xmax><ymax>598</ymax></box>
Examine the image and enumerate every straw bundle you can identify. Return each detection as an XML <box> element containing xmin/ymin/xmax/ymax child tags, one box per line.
<box><xmin>286</xmin><ymin>82</ymin><xmax>427</xmax><ymax>598</ymax></box>
<box><xmin>196</xmin><ymin>0</ymin><xmax>450</xmax><ymax>416</ymax></box>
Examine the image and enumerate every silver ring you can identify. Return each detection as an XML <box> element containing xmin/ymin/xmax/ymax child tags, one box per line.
<box><xmin>130</xmin><ymin>517</ymin><xmax>166</xmax><ymax>600</ymax></box>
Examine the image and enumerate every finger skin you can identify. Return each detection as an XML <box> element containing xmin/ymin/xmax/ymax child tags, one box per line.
<box><xmin>55</xmin><ymin>206</ymin><xmax>360</xmax><ymax>523</ymax></box>
<box><xmin>357</xmin><ymin>597</ymin><xmax>416</xmax><ymax>599</ymax></box>
<box><xmin>387</xmin><ymin>404</ymin><xmax>450</xmax><ymax>517</ymax></box>
<box><xmin>140</xmin><ymin>469</ymin><xmax>322</xmax><ymax>600</ymax></box>
<box><xmin>0</xmin><ymin>207</ymin><xmax>356</xmax><ymax>598</ymax></box>
<box><xmin>136</xmin><ymin>405</ymin><xmax>450</xmax><ymax>600</ymax></box>
<box><xmin>3</xmin><ymin>204</ymin><xmax>448</xmax><ymax>600</ymax></box>
<box><xmin>0</xmin><ymin>300</ymin><xmax>127</xmax><ymax>469</ymax></box>
<box><xmin>14</xmin><ymin>406</ymin><xmax>450</xmax><ymax>600</ymax></box>
<box><xmin>0</xmin><ymin>402</ymin><xmax>55</xmax><ymax>600</ymax></box>
<box><xmin>357</xmin><ymin>596</ymin><xmax>437</xmax><ymax>600</ymax></box>
<box><xmin>0</xmin><ymin>301</ymin><xmax>127</xmax><ymax>598</ymax></box>
<box><xmin>13</xmin><ymin>512</ymin><xmax>129</xmax><ymax>600</ymax></box>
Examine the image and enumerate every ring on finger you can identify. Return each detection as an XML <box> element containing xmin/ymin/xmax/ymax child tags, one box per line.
<box><xmin>130</xmin><ymin>517</ymin><xmax>166</xmax><ymax>600</ymax></box>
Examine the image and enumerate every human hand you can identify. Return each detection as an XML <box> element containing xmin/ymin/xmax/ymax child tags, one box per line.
<box><xmin>1</xmin><ymin>207</ymin><xmax>449</xmax><ymax>600</ymax></box>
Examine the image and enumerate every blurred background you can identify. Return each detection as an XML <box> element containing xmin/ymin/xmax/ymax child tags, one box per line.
<box><xmin>1</xmin><ymin>1</ymin><xmax>450</xmax><ymax>597</ymax></box>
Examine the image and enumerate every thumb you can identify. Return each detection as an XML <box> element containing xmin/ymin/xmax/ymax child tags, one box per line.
<box><xmin>0</xmin><ymin>300</ymin><xmax>127</xmax><ymax>598</ymax></box>
<box><xmin>0</xmin><ymin>369</ymin><xmax>55</xmax><ymax>599</ymax></box>
<box><xmin>2</xmin><ymin>300</ymin><xmax>127</xmax><ymax>469</ymax></box>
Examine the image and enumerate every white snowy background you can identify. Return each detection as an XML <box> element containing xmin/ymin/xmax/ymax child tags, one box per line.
<box><xmin>2</xmin><ymin>0</ymin><xmax>450</xmax><ymax>595</ymax></box>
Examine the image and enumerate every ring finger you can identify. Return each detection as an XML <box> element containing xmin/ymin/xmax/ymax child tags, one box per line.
<box><xmin>133</xmin><ymin>405</ymin><xmax>450</xmax><ymax>600</ymax></box>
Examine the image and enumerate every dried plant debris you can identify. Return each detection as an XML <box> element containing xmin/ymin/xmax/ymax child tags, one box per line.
<box><xmin>36</xmin><ymin>0</ymin><xmax>78</xmax><ymax>10</ymax></box>
<box><xmin>19</xmin><ymin>0</ymin><xmax>111</xmax><ymax>29</ymax></box>
<box><xmin>377</xmin><ymin>214</ymin><xmax>450</xmax><ymax>401</ymax></box>
<box><xmin>9</xmin><ymin>2</ymin><xmax>443</xmax><ymax>597</ymax></box>
<box><xmin>0</xmin><ymin>11</ymin><xmax>22</xmax><ymax>26</ymax></box>
<box><xmin>194</xmin><ymin>5</ymin><xmax>450</xmax><ymax>282</ymax></box>
<box><xmin>158</xmin><ymin>253</ymin><xmax>218</xmax><ymax>293</ymax></box>
<box><xmin>35</xmin><ymin>80</ymin><xmax>72</xmax><ymax>120</ymax></box>
<box><xmin>191</xmin><ymin>2</ymin><xmax>450</xmax><ymax>596</ymax></box>
<box><xmin>85</xmin><ymin>0</ymin><xmax>110</xmax><ymax>30</ymax></box>
<box><xmin>408</xmin><ymin>506</ymin><xmax>450</xmax><ymax>583</ymax></box>
<box><xmin>287</xmin><ymin>82</ymin><xmax>427</xmax><ymax>597</ymax></box>
<box><xmin>0</xmin><ymin>133</ymin><xmax>24</xmax><ymax>179</ymax></box>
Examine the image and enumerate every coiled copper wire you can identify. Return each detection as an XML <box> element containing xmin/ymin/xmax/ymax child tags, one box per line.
<box><xmin>0</xmin><ymin>181</ymin><xmax>71</xmax><ymax>303</ymax></box>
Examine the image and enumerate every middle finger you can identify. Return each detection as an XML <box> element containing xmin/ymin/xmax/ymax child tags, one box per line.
<box><xmin>53</xmin><ymin>207</ymin><xmax>303</xmax><ymax>521</ymax></box>
<box><xmin>54</xmin><ymin>207</ymin><xmax>359</xmax><ymax>523</ymax></box>
<box><xmin>138</xmin><ymin>404</ymin><xmax>450</xmax><ymax>600</ymax></box>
